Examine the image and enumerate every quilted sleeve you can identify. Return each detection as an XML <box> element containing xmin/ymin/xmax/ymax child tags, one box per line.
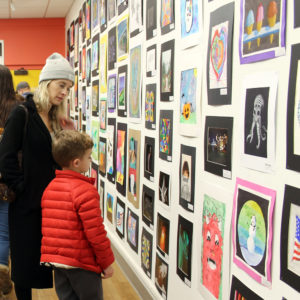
<box><xmin>75</xmin><ymin>188</ymin><xmax>115</xmax><ymax>271</ymax></box>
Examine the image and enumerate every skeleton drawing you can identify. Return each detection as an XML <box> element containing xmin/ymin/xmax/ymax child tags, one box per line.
<box><xmin>246</xmin><ymin>94</ymin><xmax>267</xmax><ymax>149</ymax></box>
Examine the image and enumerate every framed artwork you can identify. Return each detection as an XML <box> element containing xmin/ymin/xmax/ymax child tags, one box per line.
<box><xmin>230</xmin><ymin>275</ymin><xmax>263</xmax><ymax>300</ymax></box>
<box><xmin>207</xmin><ymin>2</ymin><xmax>234</xmax><ymax>105</ymax></box>
<box><xmin>128</xmin><ymin>129</ymin><xmax>141</xmax><ymax>209</ymax></box>
<box><xmin>180</xmin><ymin>0</ymin><xmax>202</xmax><ymax>49</ymax></box>
<box><xmin>108</xmin><ymin>0</ymin><xmax>116</xmax><ymax>22</ymax></box>
<box><xmin>92</xmin><ymin>80</ymin><xmax>99</xmax><ymax>117</ymax></box>
<box><xmin>91</xmin><ymin>162</ymin><xmax>99</xmax><ymax>190</ymax></box>
<box><xmin>99</xmin><ymin>137</ymin><xmax>106</xmax><ymax>177</ymax></box>
<box><xmin>117</xmin><ymin>15</ymin><xmax>129</xmax><ymax>62</ymax></box>
<box><xmin>280</xmin><ymin>184</ymin><xmax>300</xmax><ymax>293</ymax></box>
<box><xmin>118</xmin><ymin>0</ymin><xmax>128</xmax><ymax>15</ymax></box>
<box><xmin>108</xmin><ymin>74</ymin><xmax>117</xmax><ymax>112</ymax></box>
<box><xmin>287</xmin><ymin>44</ymin><xmax>300</xmax><ymax>172</ymax></box>
<box><xmin>107</xmin><ymin>118</ymin><xmax>116</xmax><ymax>183</ymax></box>
<box><xmin>177</xmin><ymin>214</ymin><xmax>193</xmax><ymax>287</ymax></box>
<box><xmin>241</xmin><ymin>72</ymin><xmax>278</xmax><ymax>173</ymax></box>
<box><xmin>81</xmin><ymin>3</ymin><xmax>86</xmax><ymax>42</ymax></box>
<box><xmin>82</xmin><ymin>86</ymin><xmax>86</xmax><ymax>121</ymax></box>
<box><xmin>239</xmin><ymin>0</ymin><xmax>286</xmax><ymax>64</ymax></box>
<box><xmin>204</xmin><ymin>116</ymin><xmax>233</xmax><ymax>179</ymax></box>
<box><xmin>159</xmin><ymin>171</ymin><xmax>170</xmax><ymax>207</ymax></box>
<box><xmin>232</xmin><ymin>178</ymin><xmax>276</xmax><ymax>286</ymax></box>
<box><xmin>86</xmin><ymin>0</ymin><xmax>91</xmax><ymax>45</ymax></box>
<box><xmin>157</xmin><ymin>212</ymin><xmax>170</xmax><ymax>259</ymax></box>
<box><xmin>129</xmin><ymin>0</ymin><xmax>143</xmax><ymax>37</ymax></box>
<box><xmin>74</xmin><ymin>71</ymin><xmax>78</xmax><ymax>112</ymax></box>
<box><xmin>142</xmin><ymin>184</ymin><xmax>155</xmax><ymax>229</ymax></box>
<box><xmin>116</xmin><ymin>122</ymin><xmax>127</xmax><ymax>196</ymax></box>
<box><xmin>141</xmin><ymin>227</ymin><xmax>153</xmax><ymax>278</ymax></box>
<box><xmin>179</xmin><ymin>144</ymin><xmax>196</xmax><ymax>212</ymax></box>
<box><xmin>145</xmin><ymin>84</ymin><xmax>156</xmax><ymax>130</ymax></box>
<box><xmin>69</xmin><ymin>21</ymin><xmax>75</xmax><ymax>51</ymax></box>
<box><xmin>106</xmin><ymin>190</ymin><xmax>114</xmax><ymax>224</ymax></box>
<box><xmin>159</xmin><ymin>110</ymin><xmax>173</xmax><ymax>162</ymax></box>
<box><xmin>146</xmin><ymin>44</ymin><xmax>157</xmax><ymax>78</ymax></box>
<box><xmin>82</xmin><ymin>46</ymin><xmax>86</xmax><ymax>82</ymax></box>
<box><xmin>100</xmin><ymin>34</ymin><xmax>107</xmax><ymax>94</ymax></box>
<box><xmin>117</xmin><ymin>64</ymin><xmax>128</xmax><ymax>117</ymax></box>
<box><xmin>79</xmin><ymin>50</ymin><xmax>82</xmax><ymax>77</ymax></box>
<box><xmin>91</xmin><ymin>119</ymin><xmax>99</xmax><ymax>162</ymax></box>
<box><xmin>146</xmin><ymin>0</ymin><xmax>157</xmax><ymax>40</ymax></box>
<box><xmin>100</xmin><ymin>0</ymin><xmax>107</xmax><ymax>32</ymax></box>
<box><xmin>108</xmin><ymin>26</ymin><xmax>117</xmax><ymax>70</ymax></box>
<box><xmin>116</xmin><ymin>197</ymin><xmax>125</xmax><ymax>239</ymax></box>
<box><xmin>160</xmin><ymin>39</ymin><xmax>175</xmax><ymax>102</ymax></box>
<box><xmin>86</xmin><ymin>48</ymin><xmax>91</xmax><ymax>86</ymax></box>
<box><xmin>86</xmin><ymin>94</ymin><xmax>91</xmax><ymax>133</ymax></box>
<box><xmin>179</xmin><ymin>61</ymin><xmax>201</xmax><ymax>137</ymax></box>
<box><xmin>295</xmin><ymin>0</ymin><xmax>300</xmax><ymax>28</ymax></box>
<box><xmin>144</xmin><ymin>136</ymin><xmax>155</xmax><ymax>181</ymax></box>
<box><xmin>99</xmin><ymin>179</ymin><xmax>105</xmax><ymax>218</ymax></box>
<box><xmin>161</xmin><ymin>0</ymin><xmax>175</xmax><ymax>35</ymax></box>
<box><xmin>100</xmin><ymin>99</ymin><xmax>106</xmax><ymax>132</ymax></box>
<box><xmin>92</xmin><ymin>0</ymin><xmax>100</xmax><ymax>31</ymax></box>
<box><xmin>199</xmin><ymin>182</ymin><xmax>232</xmax><ymax>300</ymax></box>
<box><xmin>92</xmin><ymin>34</ymin><xmax>99</xmax><ymax>76</ymax></box>
<box><xmin>155</xmin><ymin>252</ymin><xmax>168</xmax><ymax>298</ymax></box>
<box><xmin>127</xmin><ymin>208</ymin><xmax>139</xmax><ymax>253</ymax></box>
<box><xmin>129</xmin><ymin>45</ymin><xmax>142</xmax><ymax>122</ymax></box>
<box><xmin>74</xmin><ymin>19</ymin><xmax>79</xmax><ymax>67</ymax></box>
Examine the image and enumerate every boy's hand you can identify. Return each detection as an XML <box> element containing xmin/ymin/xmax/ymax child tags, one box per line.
<box><xmin>102</xmin><ymin>265</ymin><xmax>114</xmax><ymax>279</ymax></box>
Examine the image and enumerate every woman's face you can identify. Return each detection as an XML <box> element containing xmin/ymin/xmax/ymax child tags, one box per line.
<box><xmin>48</xmin><ymin>79</ymin><xmax>73</xmax><ymax>106</ymax></box>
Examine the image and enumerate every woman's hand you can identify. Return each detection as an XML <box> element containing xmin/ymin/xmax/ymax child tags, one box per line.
<box><xmin>59</xmin><ymin>117</ymin><xmax>75</xmax><ymax>130</ymax></box>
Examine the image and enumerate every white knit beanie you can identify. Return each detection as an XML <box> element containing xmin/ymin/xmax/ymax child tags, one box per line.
<box><xmin>39</xmin><ymin>52</ymin><xmax>75</xmax><ymax>84</ymax></box>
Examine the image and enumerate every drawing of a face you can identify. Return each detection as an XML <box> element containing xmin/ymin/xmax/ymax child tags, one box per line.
<box><xmin>185</xmin><ymin>0</ymin><xmax>193</xmax><ymax>33</ymax></box>
<box><xmin>202</xmin><ymin>213</ymin><xmax>223</xmax><ymax>299</ymax></box>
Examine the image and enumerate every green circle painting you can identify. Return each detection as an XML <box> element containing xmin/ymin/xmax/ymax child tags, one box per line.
<box><xmin>237</xmin><ymin>200</ymin><xmax>266</xmax><ymax>266</ymax></box>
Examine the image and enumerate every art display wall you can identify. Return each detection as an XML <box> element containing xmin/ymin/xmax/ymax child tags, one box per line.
<box><xmin>66</xmin><ymin>0</ymin><xmax>300</xmax><ymax>299</ymax></box>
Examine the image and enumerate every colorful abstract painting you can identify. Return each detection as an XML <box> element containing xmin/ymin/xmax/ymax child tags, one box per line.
<box><xmin>116</xmin><ymin>197</ymin><xmax>125</xmax><ymax>238</ymax></box>
<box><xmin>141</xmin><ymin>228</ymin><xmax>153</xmax><ymax>278</ymax></box>
<box><xmin>116</xmin><ymin>129</ymin><xmax>125</xmax><ymax>185</ymax></box>
<box><xmin>99</xmin><ymin>137</ymin><xmax>106</xmax><ymax>176</ymax></box>
<box><xmin>127</xmin><ymin>208</ymin><xmax>139</xmax><ymax>253</ymax></box>
<box><xmin>107</xmin><ymin>74</ymin><xmax>117</xmax><ymax>111</ymax></box>
<box><xmin>106</xmin><ymin>192</ymin><xmax>114</xmax><ymax>224</ymax></box>
<box><xmin>100</xmin><ymin>34</ymin><xmax>107</xmax><ymax>93</ymax></box>
<box><xmin>117</xmin><ymin>15</ymin><xmax>129</xmax><ymax>61</ymax></box>
<box><xmin>91</xmin><ymin>119</ymin><xmax>99</xmax><ymax>162</ymax></box>
<box><xmin>100</xmin><ymin>99</ymin><xmax>106</xmax><ymax>131</ymax></box>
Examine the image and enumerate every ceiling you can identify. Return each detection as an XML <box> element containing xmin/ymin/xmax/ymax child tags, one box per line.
<box><xmin>0</xmin><ymin>0</ymin><xmax>75</xmax><ymax>18</ymax></box>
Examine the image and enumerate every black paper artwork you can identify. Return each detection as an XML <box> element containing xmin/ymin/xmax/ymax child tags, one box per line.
<box><xmin>144</xmin><ymin>136</ymin><xmax>155</xmax><ymax>181</ymax></box>
<box><xmin>142</xmin><ymin>184</ymin><xmax>155</xmax><ymax>228</ymax></box>
<box><xmin>157</xmin><ymin>213</ymin><xmax>170</xmax><ymax>259</ymax></box>
<box><xmin>146</xmin><ymin>0</ymin><xmax>157</xmax><ymax>40</ymax></box>
<box><xmin>159</xmin><ymin>171</ymin><xmax>170</xmax><ymax>206</ymax></box>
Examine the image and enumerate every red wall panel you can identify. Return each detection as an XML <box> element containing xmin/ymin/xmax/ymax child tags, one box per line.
<box><xmin>0</xmin><ymin>18</ymin><xmax>65</xmax><ymax>70</ymax></box>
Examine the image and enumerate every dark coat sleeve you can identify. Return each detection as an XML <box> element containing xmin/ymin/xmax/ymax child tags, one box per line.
<box><xmin>0</xmin><ymin>105</ymin><xmax>26</xmax><ymax>194</ymax></box>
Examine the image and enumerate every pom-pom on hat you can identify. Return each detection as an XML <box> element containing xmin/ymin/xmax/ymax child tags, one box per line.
<box><xmin>39</xmin><ymin>52</ymin><xmax>75</xmax><ymax>84</ymax></box>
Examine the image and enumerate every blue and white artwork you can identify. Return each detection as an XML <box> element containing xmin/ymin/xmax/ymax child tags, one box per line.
<box><xmin>180</xmin><ymin>0</ymin><xmax>199</xmax><ymax>38</ymax></box>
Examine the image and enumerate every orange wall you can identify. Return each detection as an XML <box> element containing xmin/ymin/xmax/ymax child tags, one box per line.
<box><xmin>0</xmin><ymin>18</ymin><xmax>65</xmax><ymax>70</ymax></box>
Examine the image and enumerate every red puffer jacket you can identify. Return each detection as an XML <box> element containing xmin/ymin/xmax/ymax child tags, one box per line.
<box><xmin>40</xmin><ymin>169</ymin><xmax>114</xmax><ymax>274</ymax></box>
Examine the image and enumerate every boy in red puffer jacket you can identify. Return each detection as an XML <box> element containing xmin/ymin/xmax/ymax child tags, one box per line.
<box><xmin>40</xmin><ymin>130</ymin><xmax>114</xmax><ymax>300</ymax></box>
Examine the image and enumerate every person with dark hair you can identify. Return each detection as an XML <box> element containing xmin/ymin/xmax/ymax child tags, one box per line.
<box><xmin>0</xmin><ymin>64</ymin><xmax>20</xmax><ymax>299</ymax></box>
<box><xmin>0</xmin><ymin>53</ymin><xmax>75</xmax><ymax>300</ymax></box>
<box><xmin>16</xmin><ymin>81</ymin><xmax>31</xmax><ymax>97</ymax></box>
<box><xmin>41</xmin><ymin>130</ymin><xmax>114</xmax><ymax>300</ymax></box>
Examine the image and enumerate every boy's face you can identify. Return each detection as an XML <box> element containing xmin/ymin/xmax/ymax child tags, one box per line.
<box><xmin>77</xmin><ymin>148</ymin><xmax>93</xmax><ymax>173</ymax></box>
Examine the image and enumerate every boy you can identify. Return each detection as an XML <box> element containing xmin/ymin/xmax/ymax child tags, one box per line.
<box><xmin>40</xmin><ymin>130</ymin><xmax>114</xmax><ymax>300</ymax></box>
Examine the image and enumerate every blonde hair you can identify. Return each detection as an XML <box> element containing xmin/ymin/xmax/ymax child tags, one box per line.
<box><xmin>33</xmin><ymin>80</ymin><xmax>68</xmax><ymax>133</ymax></box>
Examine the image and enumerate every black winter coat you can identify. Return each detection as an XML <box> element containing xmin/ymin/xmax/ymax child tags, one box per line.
<box><xmin>0</xmin><ymin>95</ymin><xmax>57</xmax><ymax>288</ymax></box>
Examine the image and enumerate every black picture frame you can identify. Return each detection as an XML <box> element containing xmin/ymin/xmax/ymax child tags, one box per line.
<box><xmin>157</xmin><ymin>212</ymin><xmax>170</xmax><ymax>259</ymax></box>
<box><xmin>160</xmin><ymin>39</ymin><xmax>175</xmax><ymax>102</ymax></box>
<box><xmin>142</xmin><ymin>184</ymin><xmax>155</xmax><ymax>228</ymax></box>
<box><xmin>116</xmin><ymin>122</ymin><xmax>127</xmax><ymax>196</ymax></box>
<box><xmin>144</xmin><ymin>136</ymin><xmax>155</xmax><ymax>181</ymax></box>
<box><xmin>145</xmin><ymin>84</ymin><xmax>157</xmax><ymax>130</ymax></box>
<box><xmin>287</xmin><ymin>43</ymin><xmax>300</xmax><ymax>172</ymax></box>
<box><xmin>116</xmin><ymin>197</ymin><xmax>125</xmax><ymax>239</ymax></box>
<box><xmin>92</xmin><ymin>80</ymin><xmax>99</xmax><ymax>117</ymax></box>
<box><xmin>146</xmin><ymin>44</ymin><xmax>157</xmax><ymax>78</ymax></box>
<box><xmin>159</xmin><ymin>110</ymin><xmax>173</xmax><ymax>162</ymax></box>
<box><xmin>160</xmin><ymin>0</ymin><xmax>175</xmax><ymax>35</ymax></box>
<box><xmin>99</xmin><ymin>179</ymin><xmax>105</xmax><ymax>218</ymax></box>
<box><xmin>280</xmin><ymin>184</ymin><xmax>300</xmax><ymax>293</ymax></box>
<box><xmin>86</xmin><ymin>48</ymin><xmax>91</xmax><ymax>86</ymax></box>
<box><xmin>141</xmin><ymin>227</ymin><xmax>153</xmax><ymax>278</ymax></box>
<box><xmin>230</xmin><ymin>275</ymin><xmax>263</xmax><ymax>300</ymax></box>
<box><xmin>155</xmin><ymin>252</ymin><xmax>168</xmax><ymax>298</ymax></box>
<box><xmin>204</xmin><ymin>116</ymin><xmax>233</xmax><ymax>178</ymax></box>
<box><xmin>146</xmin><ymin>0</ymin><xmax>157</xmax><ymax>40</ymax></box>
<box><xmin>108</xmin><ymin>26</ymin><xmax>117</xmax><ymax>70</ymax></box>
<box><xmin>179</xmin><ymin>144</ymin><xmax>196</xmax><ymax>212</ymax></box>
<box><xmin>86</xmin><ymin>0</ymin><xmax>92</xmax><ymax>46</ymax></box>
<box><xmin>206</xmin><ymin>2</ymin><xmax>234</xmax><ymax>105</ymax></box>
<box><xmin>107</xmin><ymin>118</ymin><xmax>116</xmax><ymax>183</ymax></box>
<box><xmin>127</xmin><ymin>207</ymin><xmax>139</xmax><ymax>253</ymax></box>
<box><xmin>159</xmin><ymin>171</ymin><xmax>170</xmax><ymax>206</ymax></box>
<box><xmin>295</xmin><ymin>0</ymin><xmax>300</xmax><ymax>28</ymax></box>
<box><xmin>130</xmin><ymin>0</ymin><xmax>143</xmax><ymax>38</ymax></box>
<box><xmin>92</xmin><ymin>34</ymin><xmax>99</xmax><ymax>77</ymax></box>
<box><xmin>100</xmin><ymin>0</ymin><xmax>108</xmax><ymax>33</ymax></box>
<box><xmin>118</xmin><ymin>0</ymin><xmax>128</xmax><ymax>15</ymax></box>
<box><xmin>99</xmin><ymin>136</ymin><xmax>106</xmax><ymax>177</ymax></box>
<box><xmin>117</xmin><ymin>64</ymin><xmax>128</xmax><ymax>117</ymax></box>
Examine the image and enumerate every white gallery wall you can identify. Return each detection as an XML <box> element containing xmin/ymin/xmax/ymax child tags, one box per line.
<box><xmin>66</xmin><ymin>0</ymin><xmax>300</xmax><ymax>299</ymax></box>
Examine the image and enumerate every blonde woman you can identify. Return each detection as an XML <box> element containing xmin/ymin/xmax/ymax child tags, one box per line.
<box><xmin>0</xmin><ymin>53</ymin><xmax>74</xmax><ymax>300</ymax></box>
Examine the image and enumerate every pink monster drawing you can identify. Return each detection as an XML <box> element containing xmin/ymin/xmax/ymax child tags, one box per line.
<box><xmin>202</xmin><ymin>213</ymin><xmax>223</xmax><ymax>299</ymax></box>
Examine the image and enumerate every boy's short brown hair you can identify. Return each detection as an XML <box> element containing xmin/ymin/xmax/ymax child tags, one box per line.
<box><xmin>52</xmin><ymin>130</ymin><xmax>94</xmax><ymax>167</ymax></box>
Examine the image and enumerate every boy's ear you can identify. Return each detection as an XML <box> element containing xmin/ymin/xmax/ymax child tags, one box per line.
<box><xmin>72</xmin><ymin>158</ymin><xmax>80</xmax><ymax>168</ymax></box>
